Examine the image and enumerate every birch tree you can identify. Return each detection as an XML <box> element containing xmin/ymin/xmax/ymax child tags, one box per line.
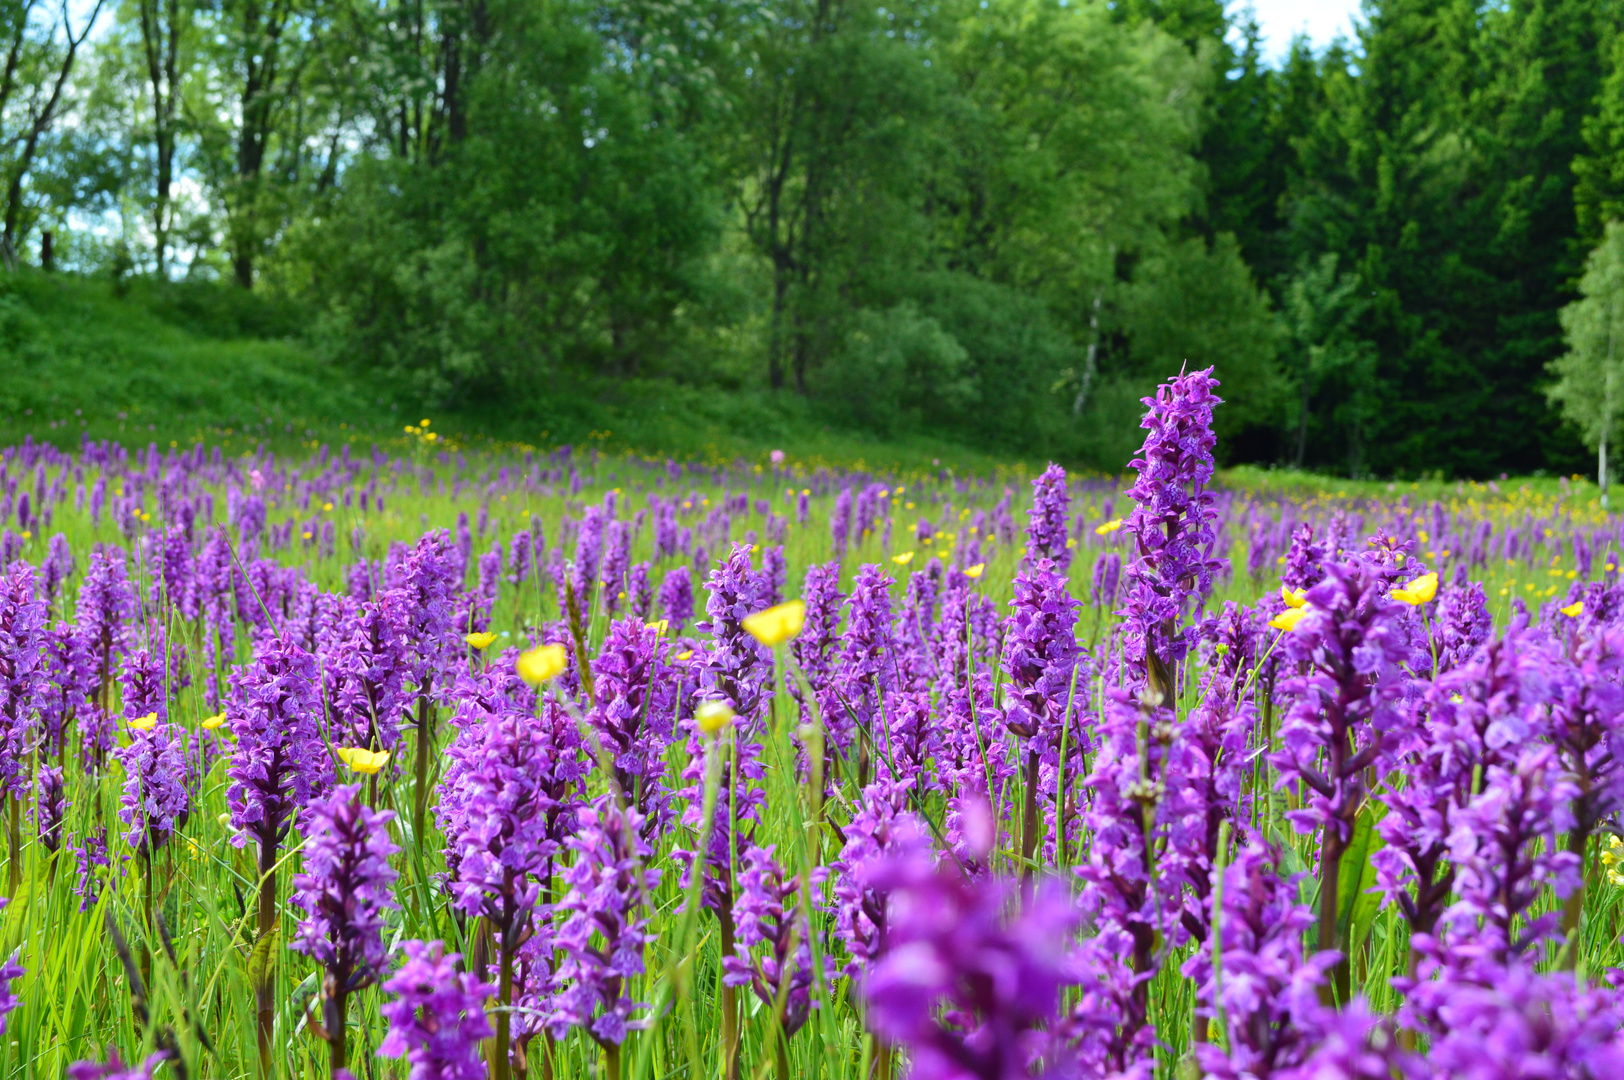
<box><xmin>1551</xmin><ymin>222</ymin><xmax>1624</xmax><ymax>508</ymax></box>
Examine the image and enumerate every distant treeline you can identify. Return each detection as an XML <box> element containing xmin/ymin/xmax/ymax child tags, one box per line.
<box><xmin>3</xmin><ymin>0</ymin><xmax>1622</xmax><ymax>476</ymax></box>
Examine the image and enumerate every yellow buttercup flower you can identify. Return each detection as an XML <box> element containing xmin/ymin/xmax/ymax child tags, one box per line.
<box><xmin>696</xmin><ymin>700</ymin><xmax>736</xmax><ymax>737</ymax></box>
<box><xmin>742</xmin><ymin>600</ymin><xmax>806</xmax><ymax>647</ymax></box>
<box><xmin>465</xmin><ymin>632</ymin><xmax>498</xmax><ymax>651</ymax></box>
<box><xmin>1391</xmin><ymin>572</ymin><xmax>1438</xmax><ymax>606</ymax></box>
<box><xmin>201</xmin><ymin>712</ymin><xmax>227</xmax><ymax>730</ymax></box>
<box><xmin>1562</xmin><ymin>601</ymin><xmax>1585</xmax><ymax>618</ymax></box>
<box><xmin>1280</xmin><ymin>586</ymin><xmax>1307</xmax><ymax>608</ymax></box>
<box><xmin>337</xmin><ymin>747</ymin><xmax>391</xmax><ymax>775</ymax></box>
<box><xmin>516</xmin><ymin>644</ymin><xmax>569</xmax><ymax>685</ymax></box>
<box><xmin>647</xmin><ymin>619</ymin><xmax>669</xmax><ymax>635</ymax></box>
<box><xmin>964</xmin><ymin>563</ymin><xmax>985</xmax><ymax>580</ymax></box>
<box><xmin>1269</xmin><ymin>607</ymin><xmax>1308</xmax><ymax>632</ymax></box>
<box><xmin>129</xmin><ymin>712</ymin><xmax>158</xmax><ymax>731</ymax></box>
<box><xmin>892</xmin><ymin>551</ymin><xmax>915</xmax><ymax>566</ymax></box>
<box><xmin>1095</xmin><ymin>519</ymin><xmax>1124</xmax><ymax>536</ymax></box>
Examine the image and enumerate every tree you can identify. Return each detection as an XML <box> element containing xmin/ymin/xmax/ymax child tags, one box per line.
<box><xmin>1550</xmin><ymin>222</ymin><xmax>1624</xmax><ymax>505</ymax></box>
<box><xmin>1574</xmin><ymin>19</ymin><xmax>1624</xmax><ymax>249</ymax></box>
<box><xmin>192</xmin><ymin>0</ymin><xmax>332</xmax><ymax>287</ymax></box>
<box><xmin>1277</xmin><ymin>252</ymin><xmax>1374</xmax><ymax>475</ymax></box>
<box><xmin>0</xmin><ymin>0</ymin><xmax>106</xmax><ymax>267</ymax></box>
<box><xmin>1118</xmin><ymin>233</ymin><xmax>1284</xmax><ymax>457</ymax></box>
<box><xmin>726</xmin><ymin>0</ymin><xmax>943</xmax><ymax>394</ymax></box>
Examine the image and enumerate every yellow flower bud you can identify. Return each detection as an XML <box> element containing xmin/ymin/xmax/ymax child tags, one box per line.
<box><xmin>696</xmin><ymin>700</ymin><xmax>735</xmax><ymax>737</ymax></box>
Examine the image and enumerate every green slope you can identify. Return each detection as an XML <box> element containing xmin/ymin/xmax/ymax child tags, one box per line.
<box><xmin>0</xmin><ymin>272</ymin><xmax>1027</xmax><ymax>473</ymax></box>
<box><xmin>0</xmin><ymin>272</ymin><xmax>384</xmax><ymax>449</ymax></box>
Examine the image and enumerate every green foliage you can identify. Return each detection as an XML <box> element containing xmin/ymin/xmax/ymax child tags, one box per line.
<box><xmin>1575</xmin><ymin>25</ymin><xmax>1624</xmax><ymax>247</ymax></box>
<box><xmin>819</xmin><ymin>303</ymin><xmax>973</xmax><ymax>436</ymax></box>
<box><xmin>904</xmin><ymin>271</ymin><xmax>1082</xmax><ymax>452</ymax></box>
<box><xmin>1550</xmin><ymin>222</ymin><xmax>1624</xmax><ymax>483</ymax></box>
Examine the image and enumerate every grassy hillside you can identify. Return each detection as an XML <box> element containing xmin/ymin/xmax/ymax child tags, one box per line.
<box><xmin>0</xmin><ymin>272</ymin><xmax>1025</xmax><ymax>474</ymax></box>
<box><xmin>0</xmin><ymin>272</ymin><xmax>383</xmax><ymax>445</ymax></box>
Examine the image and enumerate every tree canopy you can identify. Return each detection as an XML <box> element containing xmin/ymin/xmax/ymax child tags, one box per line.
<box><xmin>9</xmin><ymin>0</ymin><xmax>1624</xmax><ymax>477</ymax></box>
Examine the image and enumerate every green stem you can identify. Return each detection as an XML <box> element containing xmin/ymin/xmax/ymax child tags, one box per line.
<box><xmin>494</xmin><ymin>932</ymin><xmax>514</xmax><ymax>1080</ymax></box>
<box><xmin>1019</xmin><ymin>749</ymin><xmax>1040</xmax><ymax>872</ymax></box>
<box><xmin>7</xmin><ymin>794</ymin><xmax>18</xmax><ymax>895</ymax></box>
<box><xmin>328</xmin><ymin>988</ymin><xmax>349</xmax><ymax>1078</ymax></box>
<box><xmin>256</xmin><ymin>838</ymin><xmax>280</xmax><ymax>1080</ymax></box>
<box><xmin>413</xmin><ymin>695</ymin><xmax>433</xmax><ymax>841</ymax></box>
<box><xmin>719</xmin><ymin>902</ymin><xmax>740</xmax><ymax>1080</ymax></box>
<box><xmin>1317</xmin><ymin>826</ymin><xmax>1346</xmax><ymax>1007</ymax></box>
<box><xmin>1558</xmin><ymin>825</ymin><xmax>1593</xmax><ymax>969</ymax></box>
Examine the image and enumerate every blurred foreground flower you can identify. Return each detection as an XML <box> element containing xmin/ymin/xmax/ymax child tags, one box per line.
<box><xmin>742</xmin><ymin>599</ymin><xmax>805</xmax><ymax>646</ymax></box>
<box><xmin>1392</xmin><ymin>572</ymin><xmax>1438</xmax><ymax>605</ymax></box>
<box><xmin>336</xmin><ymin>747</ymin><xmax>390</xmax><ymax>775</ymax></box>
<box><xmin>517</xmin><ymin>644</ymin><xmax>568</xmax><ymax>685</ymax></box>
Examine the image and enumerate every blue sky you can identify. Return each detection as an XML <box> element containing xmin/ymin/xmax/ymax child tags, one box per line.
<box><xmin>1241</xmin><ymin>0</ymin><xmax>1364</xmax><ymax>62</ymax></box>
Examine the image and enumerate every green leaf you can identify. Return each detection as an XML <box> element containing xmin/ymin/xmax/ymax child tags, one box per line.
<box><xmin>248</xmin><ymin>926</ymin><xmax>279</xmax><ymax>992</ymax></box>
<box><xmin>1336</xmin><ymin>806</ymin><xmax>1386</xmax><ymax>961</ymax></box>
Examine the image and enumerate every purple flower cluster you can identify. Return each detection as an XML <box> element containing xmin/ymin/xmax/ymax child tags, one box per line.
<box><xmin>13</xmin><ymin>364</ymin><xmax>1624</xmax><ymax>1080</ymax></box>
<box><xmin>226</xmin><ymin>637</ymin><xmax>329</xmax><ymax>853</ymax></box>
<box><xmin>588</xmin><ymin>617</ymin><xmax>679</xmax><ymax>831</ymax></box>
<box><xmin>115</xmin><ymin>720</ymin><xmax>190</xmax><ymax>854</ymax></box>
<box><xmin>291</xmin><ymin>783</ymin><xmax>400</xmax><ymax>993</ymax></box>
<box><xmin>1118</xmin><ymin>368</ymin><xmax>1223</xmax><ymax>687</ymax></box>
<box><xmin>863</xmin><ymin>858</ymin><xmax>1077</xmax><ymax>1080</ymax></box>
<box><xmin>1024</xmin><ymin>463</ymin><xmax>1072</xmax><ymax>572</ymax></box>
<box><xmin>549</xmin><ymin>796</ymin><xmax>660</xmax><ymax>1046</ymax></box>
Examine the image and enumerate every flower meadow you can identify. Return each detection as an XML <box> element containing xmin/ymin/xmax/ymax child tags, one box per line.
<box><xmin>5</xmin><ymin>372</ymin><xmax>1624</xmax><ymax>1080</ymax></box>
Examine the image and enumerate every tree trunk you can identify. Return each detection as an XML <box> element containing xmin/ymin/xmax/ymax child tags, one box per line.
<box><xmin>1601</xmin><ymin>430</ymin><xmax>1609</xmax><ymax>511</ymax></box>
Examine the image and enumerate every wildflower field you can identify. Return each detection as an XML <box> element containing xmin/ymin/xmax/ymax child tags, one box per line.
<box><xmin>5</xmin><ymin>368</ymin><xmax>1624</xmax><ymax>1080</ymax></box>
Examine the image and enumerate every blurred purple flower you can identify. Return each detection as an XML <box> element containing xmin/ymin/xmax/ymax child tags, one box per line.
<box><xmin>378</xmin><ymin>940</ymin><xmax>494</xmax><ymax>1080</ymax></box>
